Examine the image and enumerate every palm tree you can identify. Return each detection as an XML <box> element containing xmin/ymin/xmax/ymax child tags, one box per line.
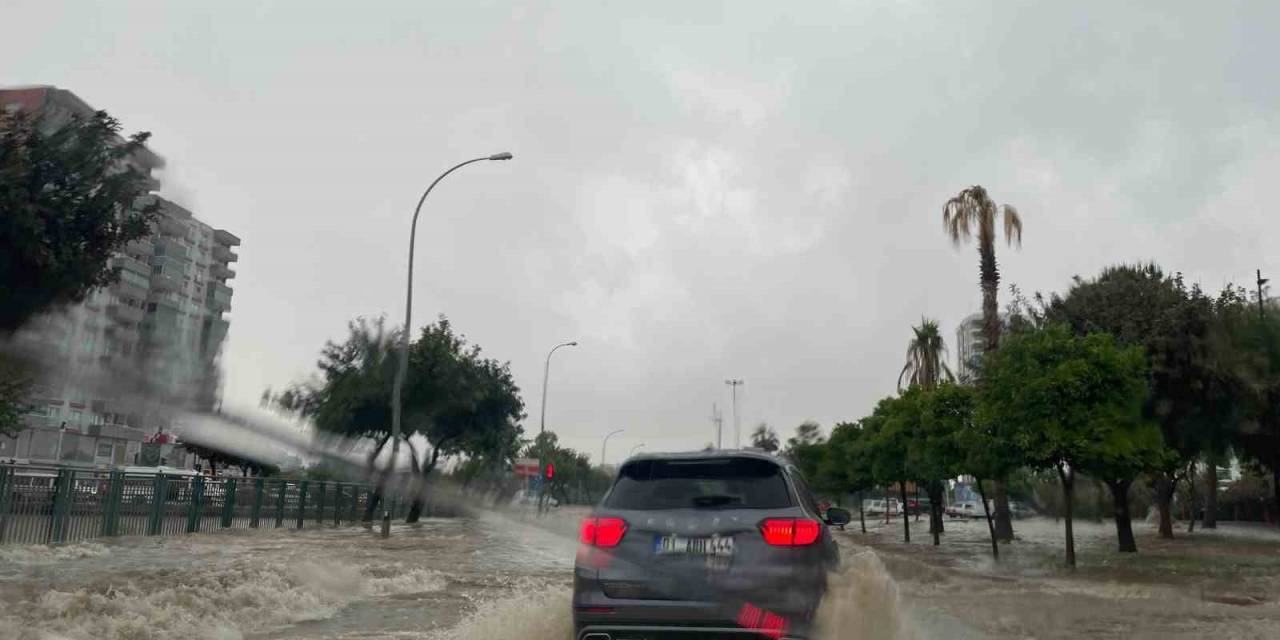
<box><xmin>898</xmin><ymin>319</ymin><xmax>954</xmax><ymax>392</ymax></box>
<box><xmin>942</xmin><ymin>184</ymin><xmax>1023</xmax><ymax>542</ymax></box>
<box><xmin>942</xmin><ymin>185</ymin><xmax>1023</xmax><ymax>353</ymax></box>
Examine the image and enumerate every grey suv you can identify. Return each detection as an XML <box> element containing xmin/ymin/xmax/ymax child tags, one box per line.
<box><xmin>573</xmin><ymin>450</ymin><xmax>851</xmax><ymax>640</ymax></box>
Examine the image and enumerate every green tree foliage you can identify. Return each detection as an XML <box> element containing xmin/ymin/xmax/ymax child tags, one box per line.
<box><xmin>913</xmin><ymin>384</ymin><xmax>969</xmax><ymax>545</ymax></box>
<box><xmin>866</xmin><ymin>395</ymin><xmax>916</xmax><ymax>542</ymax></box>
<box><xmin>1046</xmin><ymin>264</ymin><xmax>1226</xmax><ymax>538</ymax></box>
<box><xmin>814</xmin><ymin>421</ymin><xmax>876</xmax><ymax>532</ymax></box>
<box><xmin>281</xmin><ymin>315</ymin><xmax>525</xmax><ymax>522</ymax></box>
<box><xmin>749</xmin><ymin>423</ymin><xmax>780</xmax><ymax>452</ymax></box>
<box><xmin>0</xmin><ymin>109</ymin><xmax>159</xmax><ymax>333</ymax></box>
<box><xmin>977</xmin><ymin>325</ymin><xmax>1155</xmax><ymax>567</ymax></box>
<box><xmin>1214</xmin><ymin>290</ymin><xmax>1280</xmax><ymax>522</ymax></box>
<box><xmin>522</xmin><ymin>432</ymin><xmax>612</xmax><ymax>506</ymax></box>
<box><xmin>785</xmin><ymin>421</ymin><xmax>826</xmax><ymax>487</ymax></box>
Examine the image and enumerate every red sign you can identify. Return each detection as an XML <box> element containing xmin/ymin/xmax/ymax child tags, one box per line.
<box><xmin>513</xmin><ymin>458</ymin><xmax>540</xmax><ymax>477</ymax></box>
<box><xmin>545</xmin><ymin>462</ymin><xmax>555</xmax><ymax>479</ymax></box>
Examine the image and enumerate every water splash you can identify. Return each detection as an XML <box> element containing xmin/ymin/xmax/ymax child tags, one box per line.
<box><xmin>816</xmin><ymin>551</ymin><xmax>919</xmax><ymax>640</ymax></box>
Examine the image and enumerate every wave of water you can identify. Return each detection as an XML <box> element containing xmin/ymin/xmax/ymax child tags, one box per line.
<box><xmin>1</xmin><ymin>554</ymin><xmax>449</xmax><ymax>640</ymax></box>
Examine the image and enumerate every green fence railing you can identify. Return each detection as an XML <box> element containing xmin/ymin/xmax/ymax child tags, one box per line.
<box><xmin>0</xmin><ymin>464</ymin><xmax>405</xmax><ymax>545</ymax></box>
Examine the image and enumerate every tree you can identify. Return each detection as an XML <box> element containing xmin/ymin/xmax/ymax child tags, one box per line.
<box><xmin>1216</xmin><ymin>290</ymin><xmax>1280</xmax><ymax>525</ymax></box>
<box><xmin>280</xmin><ymin>315</ymin><xmax>524</xmax><ymax>523</ymax></box>
<box><xmin>868</xmin><ymin>394</ymin><xmax>918</xmax><ymax>543</ymax></box>
<box><xmin>749</xmin><ymin>423</ymin><xmax>780</xmax><ymax>452</ymax></box>
<box><xmin>817</xmin><ymin>421</ymin><xmax>876</xmax><ymax>533</ymax></box>
<box><xmin>898</xmin><ymin>318</ymin><xmax>954</xmax><ymax>391</ymax></box>
<box><xmin>1047</xmin><ymin>264</ymin><xmax>1224</xmax><ymax>538</ymax></box>
<box><xmin>942</xmin><ymin>184</ymin><xmax>1023</xmax><ymax>541</ymax></box>
<box><xmin>957</xmin><ymin>382</ymin><xmax>1024</xmax><ymax>559</ymax></box>
<box><xmin>914</xmin><ymin>383</ymin><xmax>970</xmax><ymax>545</ymax></box>
<box><xmin>978</xmin><ymin>326</ymin><xmax>1154</xmax><ymax>567</ymax></box>
<box><xmin>786</xmin><ymin>421</ymin><xmax>824</xmax><ymax>451</ymax></box>
<box><xmin>1</xmin><ymin>109</ymin><xmax>159</xmax><ymax>334</ymax></box>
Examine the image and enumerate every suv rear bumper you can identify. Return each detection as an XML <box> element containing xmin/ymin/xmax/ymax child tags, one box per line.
<box><xmin>573</xmin><ymin>577</ymin><xmax>819</xmax><ymax>640</ymax></box>
<box><xmin>575</xmin><ymin>624</ymin><xmax>809</xmax><ymax>640</ymax></box>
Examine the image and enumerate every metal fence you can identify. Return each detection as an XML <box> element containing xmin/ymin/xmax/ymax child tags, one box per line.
<box><xmin>0</xmin><ymin>464</ymin><xmax>408</xmax><ymax>545</ymax></box>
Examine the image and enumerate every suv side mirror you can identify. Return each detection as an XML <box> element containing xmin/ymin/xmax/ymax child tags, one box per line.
<box><xmin>824</xmin><ymin>507</ymin><xmax>852</xmax><ymax>526</ymax></box>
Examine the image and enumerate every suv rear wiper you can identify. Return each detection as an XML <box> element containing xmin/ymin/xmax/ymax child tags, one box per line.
<box><xmin>691</xmin><ymin>494</ymin><xmax>740</xmax><ymax>508</ymax></box>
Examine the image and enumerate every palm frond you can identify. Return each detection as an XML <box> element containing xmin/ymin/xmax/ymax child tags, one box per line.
<box><xmin>1002</xmin><ymin>204</ymin><xmax>1023</xmax><ymax>246</ymax></box>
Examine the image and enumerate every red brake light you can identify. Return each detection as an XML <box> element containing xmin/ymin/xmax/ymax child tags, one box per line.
<box><xmin>760</xmin><ymin>518</ymin><xmax>821</xmax><ymax>546</ymax></box>
<box><xmin>579</xmin><ymin>517</ymin><xmax>628</xmax><ymax>547</ymax></box>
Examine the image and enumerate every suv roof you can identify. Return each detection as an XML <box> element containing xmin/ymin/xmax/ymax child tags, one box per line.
<box><xmin>624</xmin><ymin>449</ymin><xmax>785</xmax><ymax>464</ymax></box>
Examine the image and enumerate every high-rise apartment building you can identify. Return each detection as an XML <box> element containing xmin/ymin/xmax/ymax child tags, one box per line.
<box><xmin>0</xmin><ymin>86</ymin><xmax>239</xmax><ymax>467</ymax></box>
<box><xmin>954</xmin><ymin>312</ymin><xmax>985</xmax><ymax>383</ymax></box>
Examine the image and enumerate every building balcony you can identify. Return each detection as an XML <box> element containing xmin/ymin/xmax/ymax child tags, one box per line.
<box><xmin>105</xmin><ymin>303</ymin><xmax>145</xmax><ymax>324</ymax></box>
<box><xmin>152</xmin><ymin>236</ymin><xmax>191</xmax><ymax>261</ymax></box>
<box><xmin>206</xmin><ymin>282</ymin><xmax>233</xmax><ymax>311</ymax></box>
<box><xmin>111</xmin><ymin>254</ymin><xmax>151</xmax><ymax>278</ymax></box>
<box><xmin>214</xmin><ymin>228</ymin><xmax>241</xmax><ymax>247</ymax></box>
<box><xmin>149</xmin><ymin>268</ymin><xmax>183</xmax><ymax>292</ymax></box>
<box><xmin>157</xmin><ymin>214</ymin><xmax>190</xmax><ymax>238</ymax></box>
<box><xmin>210</xmin><ymin>263</ymin><xmax>236</xmax><ymax>280</ymax></box>
<box><xmin>212</xmin><ymin>244</ymin><xmax>238</xmax><ymax>263</ymax></box>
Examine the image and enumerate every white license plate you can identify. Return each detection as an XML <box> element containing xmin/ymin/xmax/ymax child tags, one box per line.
<box><xmin>653</xmin><ymin>534</ymin><xmax>735</xmax><ymax>557</ymax></box>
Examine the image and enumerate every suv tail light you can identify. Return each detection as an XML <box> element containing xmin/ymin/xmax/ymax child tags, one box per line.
<box><xmin>759</xmin><ymin>518</ymin><xmax>821</xmax><ymax>546</ymax></box>
<box><xmin>580</xmin><ymin>517</ymin><xmax>628</xmax><ymax>547</ymax></box>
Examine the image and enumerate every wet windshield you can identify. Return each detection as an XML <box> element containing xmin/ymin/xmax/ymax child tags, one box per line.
<box><xmin>606</xmin><ymin>458</ymin><xmax>793</xmax><ymax>510</ymax></box>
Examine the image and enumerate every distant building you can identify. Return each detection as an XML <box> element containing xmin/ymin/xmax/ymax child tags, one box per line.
<box><xmin>0</xmin><ymin>86</ymin><xmax>239</xmax><ymax>468</ymax></box>
<box><xmin>955</xmin><ymin>312</ymin><xmax>985</xmax><ymax>383</ymax></box>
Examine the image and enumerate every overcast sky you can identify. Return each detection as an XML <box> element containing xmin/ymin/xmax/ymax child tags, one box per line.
<box><xmin>5</xmin><ymin>1</ymin><xmax>1278</xmax><ymax>461</ymax></box>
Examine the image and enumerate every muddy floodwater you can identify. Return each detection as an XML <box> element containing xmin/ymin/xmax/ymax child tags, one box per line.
<box><xmin>1</xmin><ymin>508</ymin><xmax>1277</xmax><ymax>639</ymax></box>
<box><xmin>0</xmin><ymin>506</ymin><xmax>930</xmax><ymax>640</ymax></box>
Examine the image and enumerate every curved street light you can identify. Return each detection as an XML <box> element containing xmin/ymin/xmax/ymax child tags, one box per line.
<box><xmin>600</xmin><ymin>429</ymin><xmax>624</xmax><ymax>468</ymax></box>
<box><xmin>540</xmin><ymin>341</ymin><xmax>579</xmax><ymax>436</ymax></box>
<box><xmin>384</xmin><ymin>152</ymin><xmax>513</xmax><ymax>536</ymax></box>
<box><xmin>629</xmin><ymin>443</ymin><xmax>645</xmax><ymax>456</ymax></box>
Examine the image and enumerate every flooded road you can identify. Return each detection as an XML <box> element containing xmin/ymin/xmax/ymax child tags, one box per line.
<box><xmin>0</xmin><ymin>512</ymin><xmax>577</xmax><ymax>640</ymax></box>
<box><xmin>0</xmin><ymin>509</ymin><xmax>928</xmax><ymax>640</ymax></box>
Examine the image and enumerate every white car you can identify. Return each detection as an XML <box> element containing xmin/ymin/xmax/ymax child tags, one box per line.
<box><xmin>861</xmin><ymin>498</ymin><xmax>903</xmax><ymax>516</ymax></box>
<box><xmin>945</xmin><ymin>500</ymin><xmax>991</xmax><ymax>518</ymax></box>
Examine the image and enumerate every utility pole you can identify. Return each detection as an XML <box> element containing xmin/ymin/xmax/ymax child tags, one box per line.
<box><xmin>724</xmin><ymin>379</ymin><xmax>744</xmax><ymax>448</ymax></box>
<box><xmin>711</xmin><ymin>403</ymin><xmax>723</xmax><ymax>449</ymax></box>
<box><xmin>1258</xmin><ymin>269</ymin><xmax>1270</xmax><ymax>322</ymax></box>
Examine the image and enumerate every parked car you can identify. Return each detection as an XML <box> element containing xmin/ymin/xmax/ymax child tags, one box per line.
<box><xmin>945</xmin><ymin>500</ymin><xmax>989</xmax><ymax>518</ymax></box>
<box><xmin>573</xmin><ymin>450</ymin><xmax>850</xmax><ymax>640</ymax></box>
<box><xmin>861</xmin><ymin>498</ymin><xmax>904</xmax><ymax>516</ymax></box>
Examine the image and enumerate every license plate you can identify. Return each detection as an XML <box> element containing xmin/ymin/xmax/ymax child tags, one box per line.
<box><xmin>653</xmin><ymin>534</ymin><xmax>735</xmax><ymax>557</ymax></box>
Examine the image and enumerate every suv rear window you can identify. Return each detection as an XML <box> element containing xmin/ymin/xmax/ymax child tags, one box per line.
<box><xmin>605</xmin><ymin>457</ymin><xmax>793</xmax><ymax>510</ymax></box>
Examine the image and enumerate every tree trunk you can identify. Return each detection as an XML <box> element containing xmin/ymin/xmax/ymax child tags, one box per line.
<box><xmin>362</xmin><ymin>485</ymin><xmax>383</xmax><ymax>524</ymax></box>
<box><xmin>1273</xmin><ymin>468</ymin><xmax>1280</xmax><ymax>529</ymax></box>
<box><xmin>406</xmin><ymin>443</ymin><xmax>444</xmax><ymax>523</ymax></box>
<box><xmin>976</xmin><ymin>478</ymin><xmax>998</xmax><ymax>559</ymax></box>
<box><xmin>1107</xmin><ymin>479</ymin><xmax>1137</xmax><ymax>553</ymax></box>
<box><xmin>885</xmin><ymin>486</ymin><xmax>892</xmax><ymax>525</ymax></box>
<box><xmin>1204</xmin><ymin>453</ymin><xmax>1219</xmax><ymax>529</ymax></box>
<box><xmin>858</xmin><ymin>490</ymin><xmax>866</xmax><ymax>534</ymax></box>
<box><xmin>899</xmin><ymin>481</ymin><xmax>911</xmax><ymax>543</ymax></box>
<box><xmin>992</xmin><ymin>479</ymin><xmax>1014</xmax><ymax>542</ymax></box>
<box><xmin>927</xmin><ymin>481</ymin><xmax>944</xmax><ymax>546</ymax></box>
<box><xmin>1058</xmin><ymin>464</ymin><xmax>1076</xmax><ymax>568</ymax></box>
<box><xmin>1187</xmin><ymin>461</ymin><xmax>1198</xmax><ymax>534</ymax></box>
<box><xmin>1154</xmin><ymin>474</ymin><xmax>1175</xmax><ymax>539</ymax></box>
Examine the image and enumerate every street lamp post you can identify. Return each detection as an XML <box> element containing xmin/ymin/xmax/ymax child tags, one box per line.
<box><xmin>385</xmin><ymin>152</ymin><xmax>513</xmax><ymax>537</ymax></box>
<box><xmin>601</xmin><ymin>429</ymin><xmax>624</xmax><ymax>468</ymax></box>
<box><xmin>540</xmin><ymin>341</ymin><xmax>579</xmax><ymax>437</ymax></box>
<box><xmin>629</xmin><ymin>443</ymin><xmax>645</xmax><ymax>456</ymax></box>
<box><xmin>1258</xmin><ymin>269</ymin><xmax>1270</xmax><ymax>322</ymax></box>
<box><xmin>725</xmin><ymin>379</ymin><xmax>744</xmax><ymax>448</ymax></box>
